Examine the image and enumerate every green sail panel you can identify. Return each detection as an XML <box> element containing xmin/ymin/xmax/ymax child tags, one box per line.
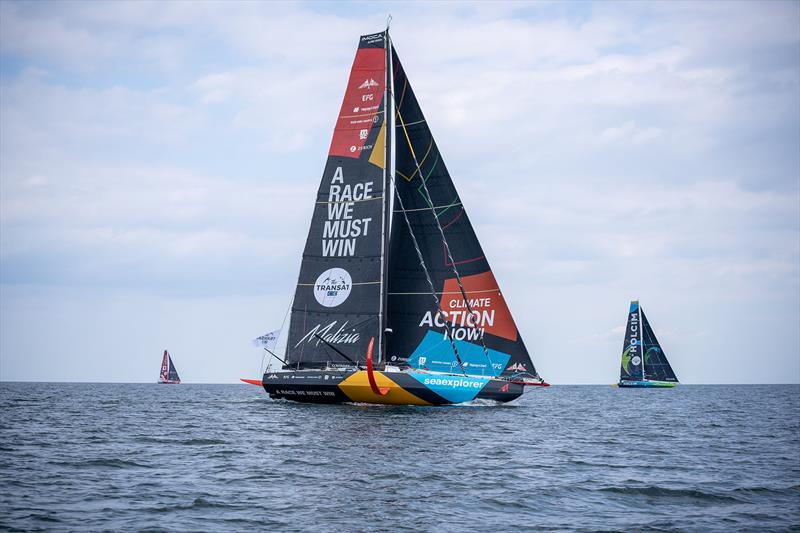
<box><xmin>285</xmin><ymin>32</ymin><xmax>390</xmax><ymax>368</ymax></box>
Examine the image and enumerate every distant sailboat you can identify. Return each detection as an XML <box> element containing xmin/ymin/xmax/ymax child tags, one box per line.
<box><xmin>158</xmin><ymin>350</ymin><xmax>181</xmax><ymax>384</ymax></box>
<box><xmin>618</xmin><ymin>301</ymin><xmax>678</xmax><ymax>388</ymax></box>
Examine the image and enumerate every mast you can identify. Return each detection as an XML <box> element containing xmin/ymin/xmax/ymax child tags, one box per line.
<box><xmin>377</xmin><ymin>29</ymin><xmax>391</xmax><ymax>366</ymax></box>
<box><xmin>639</xmin><ymin>303</ymin><xmax>645</xmax><ymax>381</ymax></box>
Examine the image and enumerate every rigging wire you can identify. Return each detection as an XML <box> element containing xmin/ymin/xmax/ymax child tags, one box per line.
<box><xmin>264</xmin><ymin>294</ymin><xmax>294</xmax><ymax>374</ymax></box>
<box><xmin>389</xmin><ymin>172</ymin><xmax>467</xmax><ymax>376</ymax></box>
<box><xmin>385</xmin><ymin>37</ymin><xmax>466</xmax><ymax>376</ymax></box>
<box><xmin>395</xmin><ymin>106</ymin><xmax>495</xmax><ymax>372</ymax></box>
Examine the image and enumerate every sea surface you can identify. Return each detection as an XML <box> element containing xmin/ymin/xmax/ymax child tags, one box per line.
<box><xmin>1</xmin><ymin>383</ymin><xmax>798</xmax><ymax>532</ymax></box>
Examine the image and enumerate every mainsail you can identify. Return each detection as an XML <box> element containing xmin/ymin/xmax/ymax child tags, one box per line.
<box><xmin>620</xmin><ymin>301</ymin><xmax>644</xmax><ymax>381</ymax></box>
<box><xmin>285</xmin><ymin>32</ymin><xmax>390</xmax><ymax>368</ymax></box>
<box><xmin>619</xmin><ymin>301</ymin><xmax>678</xmax><ymax>383</ymax></box>
<box><xmin>385</xmin><ymin>44</ymin><xmax>540</xmax><ymax>380</ymax></box>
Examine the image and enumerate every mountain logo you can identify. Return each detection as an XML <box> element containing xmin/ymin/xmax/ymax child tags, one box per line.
<box><xmin>313</xmin><ymin>268</ymin><xmax>352</xmax><ymax>307</ymax></box>
<box><xmin>358</xmin><ymin>78</ymin><xmax>379</xmax><ymax>89</ymax></box>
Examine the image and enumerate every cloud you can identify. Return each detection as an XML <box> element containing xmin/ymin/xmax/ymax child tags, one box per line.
<box><xmin>0</xmin><ymin>0</ymin><xmax>797</xmax><ymax>383</ymax></box>
<box><xmin>598</xmin><ymin>121</ymin><xmax>664</xmax><ymax>146</ymax></box>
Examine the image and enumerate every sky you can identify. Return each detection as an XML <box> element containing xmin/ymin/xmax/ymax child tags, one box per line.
<box><xmin>1</xmin><ymin>1</ymin><xmax>798</xmax><ymax>384</ymax></box>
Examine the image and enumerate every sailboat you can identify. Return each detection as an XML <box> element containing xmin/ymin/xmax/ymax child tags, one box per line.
<box><xmin>259</xmin><ymin>28</ymin><xmax>547</xmax><ymax>405</ymax></box>
<box><xmin>158</xmin><ymin>350</ymin><xmax>181</xmax><ymax>384</ymax></box>
<box><xmin>618</xmin><ymin>301</ymin><xmax>678</xmax><ymax>388</ymax></box>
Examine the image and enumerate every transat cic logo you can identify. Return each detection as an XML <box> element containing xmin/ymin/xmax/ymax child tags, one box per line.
<box><xmin>313</xmin><ymin>268</ymin><xmax>352</xmax><ymax>307</ymax></box>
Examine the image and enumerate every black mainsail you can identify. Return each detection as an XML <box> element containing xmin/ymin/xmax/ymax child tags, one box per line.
<box><xmin>619</xmin><ymin>301</ymin><xmax>678</xmax><ymax>387</ymax></box>
<box><xmin>285</xmin><ymin>32</ymin><xmax>390</xmax><ymax>368</ymax></box>
<box><xmin>385</xmin><ymin>43</ymin><xmax>541</xmax><ymax>381</ymax></box>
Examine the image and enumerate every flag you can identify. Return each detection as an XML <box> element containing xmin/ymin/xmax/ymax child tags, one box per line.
<box><xmin>252</xmin><ymin>329</ymin><xmax>280</xmax><ymax>351</ymax></box>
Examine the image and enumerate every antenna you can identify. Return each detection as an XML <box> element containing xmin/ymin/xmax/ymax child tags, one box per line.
<box><xmin>386</xmin><ymin>14</ymin><xmax>392</xmax><ymax>31</ymax></box>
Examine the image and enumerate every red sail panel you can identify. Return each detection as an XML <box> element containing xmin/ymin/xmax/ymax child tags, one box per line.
<box><xmin>328</xmin><ymin>48</ymin><xmax>386</xmax><ymax>158</ymax></box>
<box><xmin>438</xmin><ymin>271</ymin><xmax>518</xmax><ymax>342</ymax></box>
<box><xmin>159</xmin><ymin>350</ymin><xmax>169</xmax><ymax>381</ymax></box>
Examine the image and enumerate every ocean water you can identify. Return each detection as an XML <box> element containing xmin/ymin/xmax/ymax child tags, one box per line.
<box><xmin>1</xmin><ymin>383</ymin><xmax>798</xmax><ymax>532</ymax></box>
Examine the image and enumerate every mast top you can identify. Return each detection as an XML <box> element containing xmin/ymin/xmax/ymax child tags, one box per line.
<box><xmin>386</xmin><ymin>14</ymin><xmax>392</xmax><ymax>32</ymax></box>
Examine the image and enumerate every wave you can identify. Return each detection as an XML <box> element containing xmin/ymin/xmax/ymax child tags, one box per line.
<box><xmin>132</xmin><ymin>437</ymin><xmax>226</xmax><ymax>446</ymax></box>
<box><xmin>596</xmin><ymin>486</ymin><xmax>741</xmax><ymax>503</ymax></box>
<box><xmin>52</xmin><ymin>458</ymin><xmax>152</xmax><ymax>469</ymax></box>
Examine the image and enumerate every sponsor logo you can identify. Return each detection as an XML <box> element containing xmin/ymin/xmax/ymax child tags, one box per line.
<box><xmin>422</xmin><ymin>377</ymin><xmax>484</xmax><ymax>389</ymax></box>
<box><xmin>276</xmin><ymin>389</ymin><xmax>336</xmax><ymax>397</ymax></box>
<box><xmin>267</xmin><ymin>374</ymin><xmax>278</xmax><ymax>379</ymax></box>
<box><xmin>313</xmin><ymin>268</ymin><xmax>352</xmax><ymax>307</ymax></box>
<box><xmin>418</xmin><ymin>356</ymin><xmax>427</xmax><ymax>366</ymax></box>
<box><xmin>353</xmin><ymin>106</ymin><xmax>360</xmax><ymax>113</ymax></box>
<box><xmin>500</xmin><ymin>383</ymin><xmax>509</xmax><ymax>392</ymax></box>
<box><xmin>294</xmin><ymin>320</ymin><xmax>361</xmax><ymax>347</ymax></box>
<box><xmin>360</xmin><ymin>33</ymin><xmax>383</xmax><ymax>44</ymax></box>
<box><xmin>507</xmin><ymin>362</ymin><xmax>527</xmax><ymax>372</ymax></box>
<box><xmin>623</xmin><ymin>311</ymin><xmax>640</xmax><ymax>374</ymax></box>
<box><xmin>359</xmin><ymin>129</ymin><xmax>369</xmax><ymax>140</ymax></box>
<box><xmin>419</xmin><ymin>309</ymin><xmax>490</xmax><ymax>341</ymax></box>
<box><xmin>358</xmin><ymin>78</ymin><xmax>379</xmax><ymax>89</ymax></box>
<box><xmin>423</xmin><ymin>272</ymin><xmax>518</xmax><ymax>342</ymax></box>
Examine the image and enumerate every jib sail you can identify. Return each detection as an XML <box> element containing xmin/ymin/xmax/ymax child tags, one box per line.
<box><xmin>641</xmin><ymin>309</ymin><xmax>678</xmax><ymax>382</ymax></box>
<box><xmin>385</xmin><ymin>44</ymin><xmax>539</xmax><ymax>380</ymax></box>
<box><xmin>285</xmin><ymin>32</ymin><xmax>390</xmax><ymax>368</ymax></box>
<box><xmin>167</xmin><ymin>354</ymin><xmax>180</xmax><ymax>382</ymax></box>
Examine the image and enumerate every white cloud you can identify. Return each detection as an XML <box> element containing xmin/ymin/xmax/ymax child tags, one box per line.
<box><xmin>598</xmin><ymin>121</ymin><xmax>664</xmax><ymax>146</ymax></box>
<box><xmin>1</xmin><ymin>0</ymin><xmax>797</xmax><ymax>383</ymax></box>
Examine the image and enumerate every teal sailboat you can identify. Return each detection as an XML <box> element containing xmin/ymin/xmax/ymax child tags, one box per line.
<box><xmin>618</xmin><ymin>301</ymin><xmax>678</xmax><ymax>388</ymax></box>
